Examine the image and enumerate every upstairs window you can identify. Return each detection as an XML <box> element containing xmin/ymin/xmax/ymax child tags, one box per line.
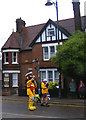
<box><xmin>43</xmin><ymin>45</ymin><xmax>56</xmax><ymax>61</ymax></box>
<box><xmin>48</xmin><ymin>28</ymin><xmax>55</xmax><ymax>36</ymax></box>
<box><xmin>43</xmin><ymin>47</ymin><xmax>49</xmax><ymax>60</ymax></box>
<box><xmin>50</xmin><ymin>46</ymin><xmax>55</xmax><ymax>57</ymax></box>
<box><xmin>4</xmin><ymin>52</ymin><xmax>9</xmax><ymax>64</ymax></box>
<box><xmin>12</xmin><ymin>52</ymin><xmax>18</xmax><ymax>64</ymax></box>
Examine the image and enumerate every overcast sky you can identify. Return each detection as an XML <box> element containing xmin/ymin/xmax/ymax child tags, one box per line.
<box><xmin>0</xmin><ymin>0</ymin><xmax>85</xmax><ymax>53</ymax></box>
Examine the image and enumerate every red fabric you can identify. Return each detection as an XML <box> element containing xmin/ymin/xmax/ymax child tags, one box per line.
<box><xmin>30</xmin><ymin>83</ymin><xmax>33</xmax><ymax>90</ymax></box>
<box><xmin>78</xmin><ymin>83</ymin><xmax>85</xmax><ymax>90</ymax></box>
<box><xmin>42</xmin><ymin>81</ymin><xmax>46</xmax><ymax>85</ymax></box>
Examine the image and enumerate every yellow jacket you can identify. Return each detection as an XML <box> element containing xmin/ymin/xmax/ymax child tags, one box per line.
<box><xmin>41</xmin><ymin>82</ymin><xmax>48</xmax><ymax>94</ymax></box>
<box><xmin>27</xmin><ymin>80</ymin><xmax>37</xmax><ymax>95</ymax></box>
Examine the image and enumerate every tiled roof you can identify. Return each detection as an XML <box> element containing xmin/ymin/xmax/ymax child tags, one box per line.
<box><xmin>2</xmin><ymin>32</ymin><xmax>21</xmax><ymax>49</ymax></box>
<box><xmin>2</xmin><ymin>16</ymin><xmax>85</xmax><ymax>51</ymax></box>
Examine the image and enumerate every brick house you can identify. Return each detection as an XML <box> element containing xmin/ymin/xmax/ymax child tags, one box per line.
<box><xmin>1</xmin><ymin>1</ymin><xmax>86</xmax><ymax>95</ymax></box>
<box><xmin>1</xmin><ymin>16</ymin><xmax>85</xmax><ymax>95</ymax></box>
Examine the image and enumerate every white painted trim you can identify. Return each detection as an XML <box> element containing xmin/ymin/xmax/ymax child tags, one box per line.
<box><xmin>3</xmin><ymin>70</ymin><xmax>20</xmax><ymax>73</ymax></box>
<box><xmin>40</xmin><ymin>68</ymin><xmax>57</xmax><ymax>71</ymax></box>
<box><xmin>2</xmin><ymin>49</ymin><xmax>19</xmax><ymax>53</ymax></box>
<box><xmin>42</xmin><ymin>43</ymin><xmax>58</xmax><ymax>47</ymax></box>
<box><xmin>12</xmin><ymin>62</ymin><xmax>18</xmax><ymax>64</ymax></box>
<box><xmin>4</xmin><ymin>62</ymin><xmax>9</xmax><ymax>65</ymax></box>
<box><xmin>12</xmin><ymin>85</ymin><xmax>19</xmax><ymax>87</ymax></box>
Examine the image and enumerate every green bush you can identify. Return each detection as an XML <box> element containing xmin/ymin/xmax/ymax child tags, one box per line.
<box><xmin>48</xmin><ymin>80</ymin><xmax>58</xmax><ymax>89</ymax></box>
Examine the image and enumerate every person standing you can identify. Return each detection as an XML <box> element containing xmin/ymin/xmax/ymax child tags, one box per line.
<box><xmin>69</xmin><ymin>79</ymin><xmax>77</xmax><ymax>98</ymax></box>
<box><xmin>78</xmin><ymin>81</ymin><xmax>85</xmax><ymax>99</ymax></box>
<box><xmin>40</xmin><ymin>79</ymin><xmax>49</xmax><ymax>107</ymax></box>
<box><xmin>25</xmin><ymin>72</ymin><xmax>37</xmax><ymax>111</ymax></box>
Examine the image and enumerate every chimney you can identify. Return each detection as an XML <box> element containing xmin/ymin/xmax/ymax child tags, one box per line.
<box><xmin>16</xmin><ymin>17</ymin><xmax>26</xmax><ymax>33</ymax></box>
<box><xmin>72</xmin><ymin>0</ymin><xmax>82</xmax><ymax>31</ymax></box>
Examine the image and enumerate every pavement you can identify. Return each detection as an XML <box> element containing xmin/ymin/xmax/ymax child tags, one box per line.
<box><xmin>2</xmin><ymin>94</ymin><xmax>86</xmax><ymax>106</ymax></box>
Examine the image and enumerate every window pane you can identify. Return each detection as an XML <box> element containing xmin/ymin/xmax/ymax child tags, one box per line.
<box><xmin>43</xmin><ymin>47</ymin><xmax>49</xmax><ymax>59</ymax></box>
<box><xmin>13</xmin><ymin>52</ymin><xmax>17</xmax><ymax>62</ymax></box>
<box><xmin>4</xmin><ymin>52</ymin><xmax>8</xmax><ymax>63</ymax></box>
<box><xmin>4</xmin><ymin>73</ymin><xmax>9</xmax><ymax>87</ymax></box>
<box><xmin>50</xmin><ymin>46</ymin><xmax>55</xmax><ymax>57</ymax></box>
<box><xmin>12</xmin><ymin>74</ymin><xmax>18</xmax><ymax>87</ymax></box>
<box><xmin>41</xmin><ymin>71</ymin><xmax>46</xmax><ymax>81</ymax></box>
<box><xmin>48</xmin><ymin>28</ymin><xmax>54</xmax><ymax>36</ymax></box>
<box><xmin>48</xmin><ymin>71</ymin><xmax>53</xmax><ymax>82</ymax></box>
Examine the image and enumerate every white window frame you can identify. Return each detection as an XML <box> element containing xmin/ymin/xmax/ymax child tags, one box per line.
<box><xmin>43</xmin><ymin>47</ymin><xmax>49</xmax><ymax>61</ymax></box>
<box><xmin>12</xmin><ymin>52</ymin><xmax>18</xmax><ymax>64</ymax></box>
<box><xmin>48</xmin><ymin>28</ymin><xmax>55</xmax><ymax>37</ymax></box>
<box><xmin>42</xmin><ymin>43</ymin><xmax>57</xmax><ymax>61</ymax></box>
<box><xmin>4</xmin><ymin>52</ymin><xmax>9</xmax><ymax>64</ymax></box>
<box><xmin>40</xmin><ymin>68</ymin><xmax>59</xmax><ymax>83</ymax></box>
<box><xmin>12</xmin><ymin>73</ymin><xmax>18</xmax><ymax>87</ymax></box>
<box><xmin>50</xmin><ymin>46</ymin><xmax>55</xmax><ymax>58</ymax></box>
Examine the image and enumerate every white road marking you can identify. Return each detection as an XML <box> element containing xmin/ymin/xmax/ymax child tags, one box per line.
<box><xmin>2</xmin><ymin>112</ymin><xmax>63</xmax><ymax>118</ymax></box>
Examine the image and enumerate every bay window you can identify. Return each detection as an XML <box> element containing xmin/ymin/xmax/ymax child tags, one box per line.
<box><xmin>12</xmin><ymin>73</ymin><xmax>18</xmax><ymax>87</ymax></box>
<box><xmin>4</xmin><ymin>73</ymin><xmax>9</xmax><ymax>87</ymax></box>
<box><xmin>12</xmin><ymin>52</ymin><xmax>17</xmax><ymax>64</ymax></box>
<box><xmin>4</xmin><ymin>52</ymin><xmax>9</xmax><ymax>64</ymax></box>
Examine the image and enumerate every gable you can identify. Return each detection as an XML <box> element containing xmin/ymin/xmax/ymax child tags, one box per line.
<box><xmin>30</xmin><ymin>19</ymin><xmax>71</xmax><ymax>47</ymax></box>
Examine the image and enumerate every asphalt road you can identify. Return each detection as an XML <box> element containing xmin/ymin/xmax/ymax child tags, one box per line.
<box><xmin>1</xmin><ymin>100</ymin><xmax>85</xmax><ymax>119</ymax></box>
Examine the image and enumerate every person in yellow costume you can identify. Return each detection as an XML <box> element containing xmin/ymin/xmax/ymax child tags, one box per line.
<box><xmin>25</xmin><ymin>72</ymin><xmax>37</xmax><ymax>111</ymax></box>
<box><xmin>41</xmin><ymin>79</ymin><xmax>49</xmax><ymax>107</ymax></box>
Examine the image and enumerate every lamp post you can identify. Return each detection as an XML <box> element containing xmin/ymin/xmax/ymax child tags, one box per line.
<box><xmin>32</xmin><ymin>58</ymin><xmax>40</xmax><ymax>95</ymax></box>
<box><xmin>45</xmin><ymin>0</ymin><xmax>61</xmax><ymax>98</ymax></box>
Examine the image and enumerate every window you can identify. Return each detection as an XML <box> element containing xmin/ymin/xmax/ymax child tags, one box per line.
<box><xmin>40</xmin><ymin>69</ymin><xmax>59</xmax><ymax>83</ymax></box>
<box><xmin>50</xmin><ymin>46</ymin><xmax>55</xmax><ymax>57</ymax></box>
<box><xmin>4</xmin><ymin>73</ymin><xmax>9</xmax><ymax>87</ymax></box>
<box><xmin>48</xmin><ymin>71</ymin><xmax>53</xmax><ymax>82</ymax></box>
<box><xmin>43</xmin><ymin>46</ymin><xmax>56</xmax><ymax>61</ymax></box>
<box><xmin>41</xmin><ymin>71</ymin><xmax>46</xmax><ymax>81</ymax></box>
<box><xmin>12</xmin><ymin>73</ymin><xmax>18</xmax><ymax>87</ymax></box>
<box><xmin>12</xmin><ymin>52</ymin><xmax>17</xmax><ymax>64</ymax></box>
<box><xmin>43</xmin><ymin>47</ymin><xmax>49</xmax><ymax>60</ymax></box>
<box><xmin>55</xmin><ymin>71</ymin><xmax>59</xmax><ymax>82</ymax></box>
<box><xmin>48</xmin><ymin>28</ymin><xmax>55</xmax><ymax>36</ymax></box>
<box><xmin>4</xmin><ymin>52</ymin><xmax>9</xmax><ymax>64</ymax></box>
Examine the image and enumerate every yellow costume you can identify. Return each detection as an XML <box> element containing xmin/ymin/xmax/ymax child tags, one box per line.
<box><xmin>41</xmin><ymin>82</ymin><xmax>48</xmax><ymax>94</ymax></box>
<box><xmin>26</xmin><ymin>72</ymin><xmax>37</xmax><ymax>111</ymax></box>
<box><xmin>40</xmin><ymin>79</ymin><xmax>49</xmax><ymax>107</ymax></box>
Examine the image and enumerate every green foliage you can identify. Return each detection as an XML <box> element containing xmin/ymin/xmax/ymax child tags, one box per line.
<box><xmin>51</xmin><ymin>31</ymin><xmax>86</xmax><ymax>81</ymax></box>
<box><xmin>48</xmin><ymin>80</ymin><xmax>58</xmax><ymax>89</ymax></box>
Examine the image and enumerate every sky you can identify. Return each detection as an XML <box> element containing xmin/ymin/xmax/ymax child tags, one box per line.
<box><xmin>0</xmin><ymin>0</ymin><xmax>85</xmax><ymax>56</ymax></box>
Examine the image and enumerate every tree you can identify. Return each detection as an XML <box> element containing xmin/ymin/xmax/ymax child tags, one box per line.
<box><xmin>51</xmin><ymin>31</ymin><xmax>86</xmax><ymax>83</ymax></box>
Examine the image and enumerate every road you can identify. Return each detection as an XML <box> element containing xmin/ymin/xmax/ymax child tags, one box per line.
<box><xmin>1</xmin><ymin>99</ymin><xmax>85</xmax><ymax>119</ymax></box>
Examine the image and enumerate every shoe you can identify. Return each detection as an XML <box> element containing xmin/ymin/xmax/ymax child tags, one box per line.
<box><xmin>41</xmin><ymin>103</ymin><xmax>44</xmax><ymax>106</ymax></box>
<box><xmin>45</xmin><ymin>103</ymin><xmax>49</xmax><ymax>107</ymax></box>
